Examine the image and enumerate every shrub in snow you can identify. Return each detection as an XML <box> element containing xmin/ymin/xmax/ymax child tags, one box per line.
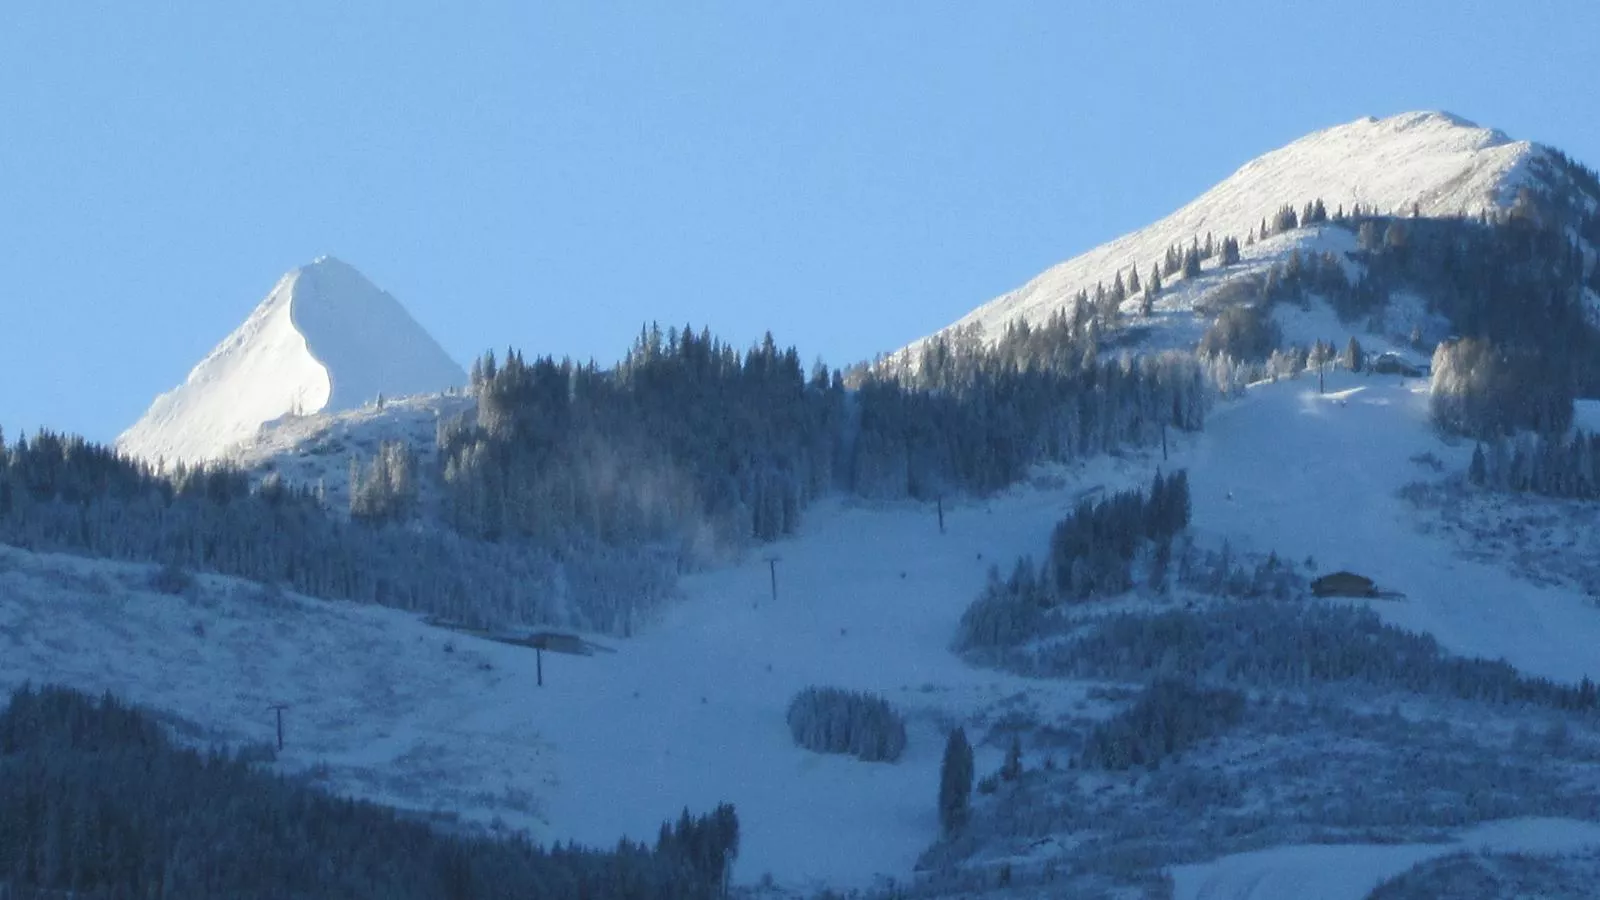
<box><xmin>786</xmin><ymin>687</ymin><xmax>907</xmax><ymax>762</ymax></box>
<box><xmin>148</xmin><ymin>562</ymin><xmax>195</xmax><ymax>596</ymax></box>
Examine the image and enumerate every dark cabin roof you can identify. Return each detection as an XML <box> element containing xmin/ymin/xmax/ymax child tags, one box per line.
<box><xmin>1311</xmin><ymin>571</ymin><xmax>1377</xmax><ymax>596</ymax></box>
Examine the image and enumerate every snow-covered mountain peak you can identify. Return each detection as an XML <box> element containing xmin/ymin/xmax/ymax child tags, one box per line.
<box><xmin>1371</xmin><ymin>110</ymin><xmax>1496</xmax><ymax>139</ymax></box>
<box><xmin>117</xmin><ymin>259</ymin><xmax>467</xmax><ymax>466</ymax></box>
<box><xmin>894</xmin><ymin>111</ymin><xmax>1546</xmax><ymax>362</ymax></box>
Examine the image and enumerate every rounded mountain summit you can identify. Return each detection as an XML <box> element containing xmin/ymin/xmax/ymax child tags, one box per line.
<box><xmin>116</xmin><ymin>257</ymin><xmax>467</xmax><ymax>465</ymax></box>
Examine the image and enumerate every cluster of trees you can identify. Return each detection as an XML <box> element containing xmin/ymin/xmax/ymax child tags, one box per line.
<box><xmin>444</xmin><ymin>331</ymin><xmax>841</xmax><ymax>552</ymax></box>
<box><xmin>0</xmin><ymin>429</ymin><xmax>673</xmax><ymax>631</ymax></box>
<box><xmin>1036</xmin><ymin>601</ymin><xmax>1600</xmax><ymax>711</ymax></box>
<box><xmin>1199</xmin><ymin>302</ymin><xmax>1284</xmax><ymax>365</ymax></box>
<box><xmin>1469</xmin><ymin>430</ymin><xmax>1600</xmax><ymax>499</ymax></box>
<box><xmin>785</xmin><ymin>687</ymin><xmax>907</xmax><ymax>763</ymax></box>
<box><xmin>1253</xmin><ymin>199</ymin><xmax>1331</xmax><ymax>243</ymax></box>
<box><xmin>1431</xmin><ymin>337</ymin><xmax>1575</xmax><ymax>438</ymax></box>
<box><xmin>953</xmin><ymin>557</ymin><xmax>1051</xmax><ymax>652</ymax></box>
<box><xmin>1194</xmin><ymin>181</ymin><xmax>1598</xmax><ymax>438</ymax></box>
<box><xmin>1078</xmin><ymin>678</ymin><xmax>1245</xmax><ymax>771</ymax></box>
<box><xmin>868</xmin><ymin>310</ymin><xmax>1211</xmax><ymax>499</ymax></box>
<box><xmin>955</xmin><ymin>472</ymin><xmax>1191</xmax><ymax>653</ymax></box>
<box><xmin>852</xmin><ymin>356</ymin><xmax>1205</xmax><ymax>499</ymax></box>
<box><xmin>0</xmin><ymin>313</ymin><xmax>1216</xmax><ymax>633</ymax></box>
<box><xmin>1334</xmin><ymin>200</ymin><xmax>1598</xmax><ymax>430</ymax></box>
<box><xmin>0</xmin><ymin>684</ymin><xmax>738</xmax><ymax>900</ymax></box>
<box><xmin>1179</xmin><ymin>543</ymin><xmax>1303</xmax><ymax>601</ymax></box>
<box><xmin>1047</xmin><ymin>470</ymin><xmax>1191</xmax><ymax>599</ymax></box>
<box><xmin>1157</xmin><ymin>232</ymin><xmax>1244</xmax><ymax>285</ymax></box>
<box><xmin>442</xmin><ymin>321</ymin><xmax>1213</xmax><ymax>563</ymax></box>
<box><xmin>348</xmin><ymin>439</ymin><xmax>419</xmax><ymax>523</ymax></box>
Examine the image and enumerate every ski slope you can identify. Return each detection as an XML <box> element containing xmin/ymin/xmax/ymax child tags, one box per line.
<box><xmin>116</xmin><ymin>257</ymin><xmax>466</xmax><ymax>466</ymax></box>
<box><xmin>1171</xmin><ymin>818</ymin><xmax>1600</xmax><ymax>900</ymax></box>
<box><xmin>895</xmin><ymin>111</ymin><xmax>1543</xmax><ymax>363</ymax></box>
<box><xmin>1187</xmin><ymin>371</ymin><xmax>1600</xmax><ymax>685</ymax></box>
<box><xmin>13</xmin><ymin>366</ymin><xmax>1600</xmax><ymax>892</ymax></box>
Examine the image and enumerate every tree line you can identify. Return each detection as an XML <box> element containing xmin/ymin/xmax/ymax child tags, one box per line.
<box><xmin>1468</xmin><ymin>429</ymin><xmax>1600</xmax><ymax>499</ymax></box>
<box><xmin>1033</xmin><ymin>601</ymin><xmax>1600</xmax><ymax>711</ymax></box>
<box><xmin>0</xmin><ymin>428</ymin><xmax>674</xmax><ymax>631</ymax></box>
<box><xmin>435</xmin><ymin>323</ymin><xmax>1211</xmax><ymax>562</ymax></box>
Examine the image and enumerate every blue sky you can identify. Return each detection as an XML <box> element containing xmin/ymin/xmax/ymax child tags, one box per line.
<box><xmin>3</xmin><ymin>2</ymin><xmax>1598</xmax><ymax>443</ymax></box>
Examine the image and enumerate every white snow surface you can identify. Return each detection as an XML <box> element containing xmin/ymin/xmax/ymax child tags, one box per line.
<box><xmin>1576</xmin><ymin>399</ymin><xmax>1600</xmax><ymax>434</ymax></box>
<box><xmin>116</xmin><ymin>257</ymin><xmax>466</xmax><ymax>465</ymax></box>
<box><xmin>1170</xmin><ymin>818</ymin><xmax>1600</xmax><ymax>900</ymax></box>
<box><xmin>896</xmin><ymin>111</ymin><xmax>1543</xmax><ymax>361</ymax></box>
<box><xmin>14</xmin><ymin>368</ymin><xmax>1600</xmax><ymax>892</ymax></box>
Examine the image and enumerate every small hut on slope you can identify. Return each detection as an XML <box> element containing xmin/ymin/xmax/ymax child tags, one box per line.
<box><xmin>1311</xmin><ymin>571</ymin><xmax>1378</xmax><ymax>598</ymax></box>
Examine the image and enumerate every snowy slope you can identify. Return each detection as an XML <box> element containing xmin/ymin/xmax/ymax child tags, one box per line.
<box><xmin>17</xmin><ymin>367</ymin><xmax>1600</xmax><ymax>892</ymax></box>
<box><xmin>1171</xmin><ymin>818</ymin><xmax>1600</xmax><ymax>900</ymax></box>
<box><xmin>116</xmin><ymin>257</ymin><xmax>466</xmax><ymax>465</ymax></box>
<box><xmin>228</xmin><ymin>392</ymin><xmax>473</xmax><ymax>517</ymax></box>
<box><xmin>896</xmin><ymin>111</ymin><xmax>1543</xmax><ymax>359</ymax></box>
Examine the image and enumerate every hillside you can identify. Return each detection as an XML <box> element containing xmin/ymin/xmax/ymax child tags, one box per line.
<box><xmin>116</xmin><ymin>257</ymin><xmax>467</xmax><ymax>465</ymax></box>
<box><xmin>15</xmin><ymin>368</ymin><xmax>1600</xmax><ymax>895</ymax></box>
<box><xmin>12</xmin><ymin>111</ymin><xmax>1600</xmax><ymax>898</ymax></box>
<box><xmin>894</xmin><ymin>111</ymin><xmax>1587</xmax><ymax>364</ymax></box>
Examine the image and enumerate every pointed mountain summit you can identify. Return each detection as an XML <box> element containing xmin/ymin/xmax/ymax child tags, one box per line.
<box><xmin>897</xmin><ymin>111</ymin><xmax>1558</xmax><ymax>359</ymax></box>
<box><xmin>118</xmin><ymin>257</ymin><xmax>466</xmax><ymax>464</ymax></box>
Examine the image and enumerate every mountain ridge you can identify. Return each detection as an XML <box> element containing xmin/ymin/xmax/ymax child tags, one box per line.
<box><xmin>892</xmin><ymin>111</ymin><xmax>1552</xmax><ymax>363</ymax></box>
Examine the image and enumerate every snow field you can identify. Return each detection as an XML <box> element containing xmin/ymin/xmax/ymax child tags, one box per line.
<box><xmin>1171</xmin><ymin>818</ymin><xmax>1600</xmax><ymax>900</ymax></box>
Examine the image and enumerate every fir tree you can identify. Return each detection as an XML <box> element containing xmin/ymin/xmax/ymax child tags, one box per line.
<box><xmin>1182</xmin><ymin>245</ymin><xmax>1202</xmax><ymax>279</ymax></box>
<box><xmin>938</xmin><ymin>727</ymin><xmax>974</xmax><ymax>835</ymax></box>
<box><xmin>1308</xmin><ymin>340</ymin><xmax>1332</xmax><ymax>393</ymax></box>
<box><xmin>1001</xmin><ymin>733</ymin><xmax>1023</xmax><ymax>782</ymax></box>
<box><xmin>1344</xmin><ymin>336</ymin><xmax>1364</xmax><ymax>372</ymax></box>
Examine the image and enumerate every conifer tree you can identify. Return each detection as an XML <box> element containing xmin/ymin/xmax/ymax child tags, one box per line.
<box><xmin>1219</xmin><ymin>236</ymin><xmax>1241</xmax><ymax>267</ymax></box>
<box><xmin>1001</xmin><ymin>733</ymin><xmax>1023</xmax><ymax>782</ymax></box>
<box><xmin>938</xmin><ymin>727</ymin><xmax>974</xmax><ymax>835</ymax></box>
<box><xmin>1182</xmin><ymin>245</ymin><xmax>1202</xmax><ymax>279</ymax></box>
<box><xmin>1343</xmin><ymin>336</ymin><xmax>1364</xmax><ymax>372</ymax></box>
<box><xmin>1308</xmin><ymin>340</ymin><xmax>1332</xmax><ymax>393</ymax></box>
<box><xmin>1469</xmin><ymin>443</ymin><xmax>1488</xmax><ymax>486</ymax></box>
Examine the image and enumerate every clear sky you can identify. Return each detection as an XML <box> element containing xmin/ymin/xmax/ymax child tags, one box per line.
<box><xmin>3</xmin><ymin>2</ymin><xmax>1598</xmax><ymax>444</ymax></box>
